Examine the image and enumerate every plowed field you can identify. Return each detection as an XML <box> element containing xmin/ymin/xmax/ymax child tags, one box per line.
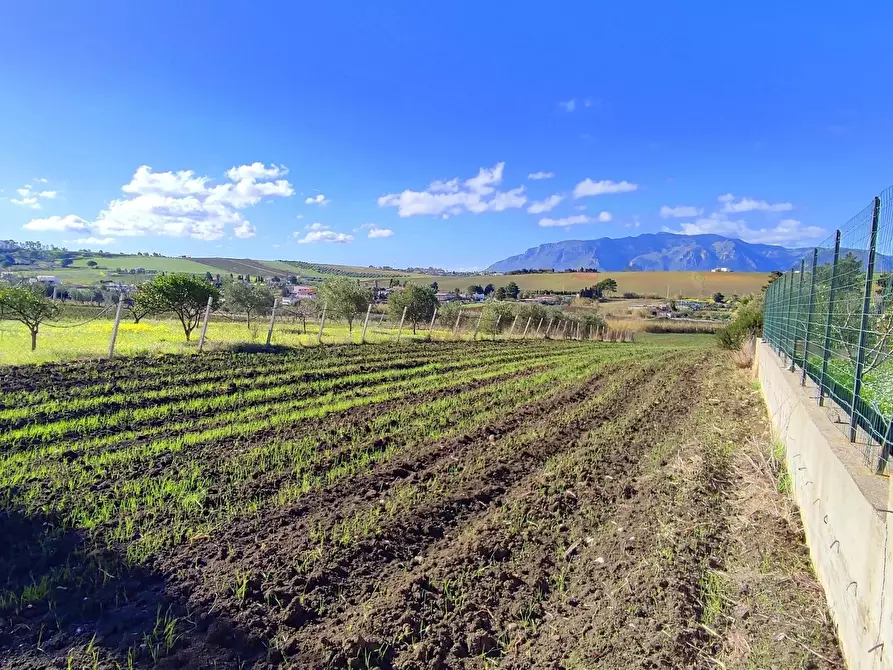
<box><xmin>0</xmin><ymin>340</ymin><xmax>841</xmax><ymax>669</ymax></box>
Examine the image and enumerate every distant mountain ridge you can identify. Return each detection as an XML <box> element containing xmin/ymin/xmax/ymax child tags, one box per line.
<box><xmin>487</xmin><ymin>233</ymin><xmax>814</xmax><ymax>273</ymax></box>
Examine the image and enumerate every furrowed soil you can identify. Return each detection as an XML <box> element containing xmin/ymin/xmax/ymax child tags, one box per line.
<box><xmin>0</xmin><ymin>340</ymin><xmax>842</xmax><ymax>669</ymax></box>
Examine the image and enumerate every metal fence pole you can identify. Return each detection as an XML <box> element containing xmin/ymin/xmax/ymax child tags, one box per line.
<box><xmin>791</xmin><ymin>259</ymin><xmax>805</xmax><ymax>372</ymax></box>
<box><xmin>197</xmin><ymin>295</ymin><xmax>213</xmax><ymax>353</ymax></box>
<box><xmin>361</xmin><ymin>303</ymin><xmax>372</xmax><ymax>344</ymax></box>
<box><xmin>472</xmin><ymin>309</ymin><xmax>483</xmax><ymax>340</ymax></box>
<box><xmin>849</xmin><ymin>196</ymin><xmax>881</xmax><ymax>441</ymax></box>
<box><xmin>107</xmin><ymin>292</ymin><xmax>125</xmax><ymax>358</ymax></box>
<box><xmin>801</xmin><ymin>248</ymin><xmax>819</xmax><ymax>386</ymax></box>
<box><xmin>784</xmin><ymin>269</ymin><xmax>795</xmax><ymax>363</ymax></box>
<box><xmin>818</xmin><ymin>230</ymin><xmax>842</xmax><ymax>406</ymax></box>
<box><xmin>317</xmin><ymin>301</ymin><xmax>328</xmax><ymax>344</ymax></box>
<box><xmin>265</xmin><ymin>297</ymin><xmax>280</xmax><ymax>347</ymax></box>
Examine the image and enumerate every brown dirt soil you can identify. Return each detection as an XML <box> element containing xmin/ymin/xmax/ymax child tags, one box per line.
<box><xmin>0</xmin><ymin>346</ymin><xmax>842</xmax><ymax>670</ymax></box>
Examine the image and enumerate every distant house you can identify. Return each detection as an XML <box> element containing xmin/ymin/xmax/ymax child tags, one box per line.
<box><xmin>35</xmin><ymin>275</ymin><xmax>60</xmax><ymax>284</ymax></box>
<box><xmin>711</xmin><ymin>267</ymin><xmax>733</xmax><ymax>273</ymax></box>
<box><xmin>287</xmin><ymin>285</ymin><xmax>316</xmax><ymax>297</ymax></box>
<box><xmin>435</xmin><ymin>291</ymin><xmax>456</xmax><ymax>302</ymax></box>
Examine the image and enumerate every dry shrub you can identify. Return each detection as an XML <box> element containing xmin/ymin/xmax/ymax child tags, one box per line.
<box><xmin>731</xmin><ymin>333</ymin><xmax>756</xmax><ymax>369</ymax></box>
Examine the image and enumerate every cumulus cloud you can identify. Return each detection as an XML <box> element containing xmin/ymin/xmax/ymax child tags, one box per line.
<box><xmin>305</xmin><ymin>222</ymin><xmax>329</xmax><ymax>231</ymax></box>
<box><xmin>573</xmin><ymin>179</ymin><xmax>638</xmax><ymax>199</ymax></box>
<box><xmin>23</xmin><ymin>215</ymin><xmax>90</xmax><ymax>232</ymax></box>
<box><xmin>367</xmin><ymin>225</ymin><xmax>394</xmax><ymax>239</ymax></box>
<box><xmin>11</xmin><ymin>184</ymin><xmax>57</xmax><ymax>209</ymax></box>
<box><xmin>22</xmin><ymin>164</ymin><xmax>294</xmax><ymax>241</ymax></box>
<box><xmin>304</xmin><ymin>193</ymin><xmax>330</xmax><ymax>206</ymax></box>
<box><xmin>558</xmin><ymin>99</ymin><xmax>576</xmax><ymax>112</ymax></box>
<box><xmin>527</xmin><ymin>194</ymin><xmax>564</xmax><ymax>214</ymax></box>
<box><xmin>718</xmin><ymin>193</ymin><xmax>793</xmax><ymax>213</ymax></box>
<box><xmin>660</xmin><ymin>205</ymin><xmax>702</xmax><ymax>219</ymax></box>
<box><xmin>528</xmin><ymin>171</ymin><xmax>554</xmax><ymax>180</ymax></box>
<box><xmin>296</xmin><ymin>230</ymin><xmax>353</xmax><ymax>244</ymax></box>
<box><xmin>670</xmin><ymin>215</ymin><xmax>824</xmax><ymax>245</ymax></box>
<box><xmin>538</xmin><ymin>212</ymin><xmax>611</xmax><ymax>227</ymax></box>
<box><xmin>67</xmin><ymin>236</ymin><xmax>116</xmax><ymax>246</ymax></box>
<box><xmin>377</xmin><ymin>162</ymin><xmax>527</xmax><ymax>218</ymax></box>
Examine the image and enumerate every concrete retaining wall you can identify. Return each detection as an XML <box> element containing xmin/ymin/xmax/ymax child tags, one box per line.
<box><xmin>756</xmin><ymin>341</ymin><xmax>892</xmax><ymax>670</ymax></box>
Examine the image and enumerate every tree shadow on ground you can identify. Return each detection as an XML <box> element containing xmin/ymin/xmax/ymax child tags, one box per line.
<box><xmin>0</xmin><ymin>507</ymin><xmax>262</xmax><ymax>669</ymax></box>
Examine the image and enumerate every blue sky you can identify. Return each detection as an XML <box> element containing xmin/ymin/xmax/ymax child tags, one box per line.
<box><xmin>1</xmin><ymin>2</ymin><xmax>892</xmax><ymax>270</ymax></box>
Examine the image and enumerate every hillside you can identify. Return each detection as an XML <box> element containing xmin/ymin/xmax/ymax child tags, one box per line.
<box><xmin>487</xmin><ymin>233</ymin><xmax>807</xmax><ymax>272</ymax></box>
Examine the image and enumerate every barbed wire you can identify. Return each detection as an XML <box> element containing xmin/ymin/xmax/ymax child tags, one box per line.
<box><xmin>43</xmin><ymin>304</ymin><xmax>116</xmax><ymax>328</ymax></box>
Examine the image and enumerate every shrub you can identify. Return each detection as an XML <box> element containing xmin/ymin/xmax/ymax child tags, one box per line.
<box><xmin>716</xmin><ymin>294</ymin><xmax>763</xmax><ymax>349</ymax></box>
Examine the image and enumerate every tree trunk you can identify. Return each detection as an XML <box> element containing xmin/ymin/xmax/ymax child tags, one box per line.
<box><xmin>247</xmin><ymin>311</ymin><xmax>251</xmax><ymax>328</ymax></box>
<box><xmin>30</xmin><ymin>327</ymin><xmax>37</xmax><ymax>351</ymax></box>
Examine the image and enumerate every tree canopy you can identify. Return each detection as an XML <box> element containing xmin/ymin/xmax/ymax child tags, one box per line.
<box><xmin>224</xmin><ymin>280</ymin><xmax>275</xmax><ymax>327</ymax></box>
<box><xmin>0</xmin><ymin>285</ymin><xmax>61</xmax><ymax>350</ymax></box>
<box><xmin>388</xmin><ymin>285</ymin><xmax>438</xmax><ymax>333</ymax></box>
<box><xmin>135</xmin><ymin>273</ymin><xmax>221</xmax><ymax>341</ymax></box>
<box><xmin>318</xmin><ymin>278</ymin><xmax>371</xmax><ymax>335</ymax></box>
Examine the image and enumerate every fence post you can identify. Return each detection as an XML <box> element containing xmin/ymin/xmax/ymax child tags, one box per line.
<box><xmin>361</xmin><ymin>303</ymin><xmax>372</xmax><ymax>344</ymax></box>
<box><xmin>508</xmin><ymin>314</ymin><xmax>519</xmax><ymax>337</ymax></box>
<box><xmin>849</xmin><ymin>196</ymin><xmax>881</xmax><ymax>441</ymax></box>
<box><xmin>453</xmin><ymin>309</ymin><xmax>463</xmax><ymax>337</ymax></box>
<box><xmin>535</xmin><ymin>317</ymin><xmax>544</xmax><ymax>337</ymax></box>
<box><xmin>107</xmin><ymin>292</ymin><xmax>125</xmax><ymax>358</ymax></box>
<box><xmin>819</xmin><ymin>230</ymin><xmax>842</xmax><ymax>406</ymax></box>
<box><xmin>197</xmin><ymin>295</ymin><xmax>213</xmax><ymax>353</ymax></box>
<box><xmin>791</xmin><ymin>260</ymin><xmax>805</xmax><ymax>372</ymax></box>
<box><xmin>427</xmin><ymin>307</ymin><xmax>438</xmax><ymax>341</ymax></box>
<box><xmin>317</xmin><ymin>301</ymin><xmax>328</xmax><ymax>344</ymax></box>
<box><xmin>472</xmin><ymin>309</ymin><xmax>483</xmax><ymax>340</ymax></box>
<box><xmin>522</xmin><ymin>317</ymin><xmax>532</xmax><ymax>338</ymax></box>
<box><xmin>784</xmin><ymin>269</ymin><xmax>795</xmax><ymax>364</ymax></box>
<box><xmin>396</xmin><ymin>305</ymin><xmax>408</xmax><ymax>342</ymax></box>
<box><xmin>545</xmin><ymin>318</ymin><xmax>554</xmax><ymax>339</ymax></box>
<box><xmin>265</xmin><ymin>297</ymin><xmax>280</xmax><ymax>347</ymax></box>
<box><xmin>493</xmin><ymin>314</ymin><xmax>501</xmax><ymax>339</ymax></box>
<box><xmin>801</xmin><ymin>249</ymin><xmax>819</xmax><ymax>385</ymax></box>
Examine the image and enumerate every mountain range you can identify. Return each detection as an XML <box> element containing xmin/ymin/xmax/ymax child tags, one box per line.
<box><xmin>487</xmin><ymin>233</ymin><xmax>816</xmax><ymax>273</ymax></box>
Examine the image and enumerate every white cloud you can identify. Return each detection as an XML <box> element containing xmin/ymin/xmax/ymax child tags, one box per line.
<box><xmin>66</xmin><ymin>236</ymin><xmax>115</xmax><ymax>246</ymax></box>
<box><xmin>22</xmin><ymin>163</ymin><xmax>294</xmax><ymax>241</ymax></box>
<box><xmin>36</xmin><ymin>177</ymin><xmax>48</xmax><ymax>184</ymax></box>
<box><xmin>597</xmin><ymin>211</ymin><xmax>613</xmax><ymax>222</ymax></box>
<box><xmin>306</xmin><ymin>222</ymin><xmax>329</xmax><ymax>231</ymax></box>
<box><xmin>660</xmin><ymin>205</ymin><xmax>703</xmax><ymax>219</ymax></box>
<box><xmin>11</xmin><ymin>184</ymin><xmax>57</xmax><ymax>209</ymax></box>
<box><xmin>528</xmin><ymin>171</ymin><xmax>554</xmax><ymax>180</ymax></box>
<box><xmin>377</xmin><ymin>162</ymin><xmax>527</xmax><ymax>218</ymax></box>
<box><xmin>539</xmin><ymin>214</ymin><xmax>591</xmax><ymax>228</ymax></box>
<box><xmin>671</xmin><ymin>216</ymin><xmax>824</xmax><ymax>245</ymax></box>
<box><xmin>304</xmin><ymin>193</ymin><xmax>330</xmax><ymax>206</ymax></box>
<box><xmin>295</xmin><ymin>214</ymin><xmax>304</xmax><ymax>220</ymax></box>
<box><xmin>527</xmin><ymin>194</ymin><xmax>565</xmax><ymax>214</ymax></box>
<box><xmin>718</xmin><ymin>193</ymin><xmax>793</xmax><ymax>213</ymax></box>
<box><xmin>558</xmin><ymin>99</ymin><xmax>576</xmax><ymax>112</ymax></box>
<box><xmin>296</xmin><ymin>230</ymin><xmax>353</xmax><ymax>244</ymax></box>
<box><xmin>573</xmin><ymin>178</ymin><xmax>638</xmax><ymax>199</ymax></box>
<box><xmin>23</xmin><ymin>215</ymin><xmax>90</xmax><ymax>232</ymax></box>
<box><xmin>367</xmin><ymin>226</ymin><xmax>394</xmax><ymax>239</ymax></box>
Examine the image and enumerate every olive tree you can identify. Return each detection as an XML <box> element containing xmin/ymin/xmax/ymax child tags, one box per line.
<box><xmin>223</xmin><ymin>280</ymin><xmax>275</xmax><ymax>328</ymax></box>
<box><xmin>136</xmin><ymin>273</ymin><xmax>221</xmax><ymax>341</ymax></box>
<box><xmin>318</xmin><ymin>278</ymin><xmax>371</xmax><ymax>336</ymax></box>
<box><xmin>0</xmin><ymin>285</ymin><xmax>61</xmax><ymax>350</ymax></box>
<box><xmin>388</xmin><ymin>285</ymin><xmax>438</xmax><ymax>334</ymax></box>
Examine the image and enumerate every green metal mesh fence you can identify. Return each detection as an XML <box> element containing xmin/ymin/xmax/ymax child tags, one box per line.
<box><xmin>763</xmin><ymin>188</ymin><xmax>893</xmax><ymax>473</ymax></box>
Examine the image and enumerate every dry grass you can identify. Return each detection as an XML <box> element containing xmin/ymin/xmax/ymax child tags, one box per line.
<box><xmin>731</xmin><ymin>334</ymin><xmax>756</xmax><ymax>369</ymax></box>
<box><xmin>605</xmin><ymin>316</ymin><xmax>722</xmax><ymax>334</ymax></box>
